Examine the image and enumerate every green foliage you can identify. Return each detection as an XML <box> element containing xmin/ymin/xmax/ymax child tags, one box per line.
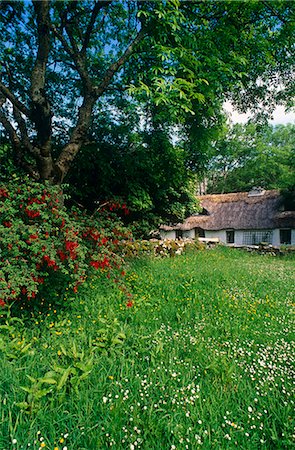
<box><xmin>0</xmin><ymin>177</ymin><xmax>131</xmax><ymax>307</ymax></box>
<box><xmin>0</xmin><ymin>0</ymin><xmax>294</xmax><ymax>184</ymax></box>
<box><xmin>67</xmin><ymin>122</ymin><xmax>200</xmax><ymax>235</ymax></box>
<box><xmin>206</xmin><ymin>123</ymin><xmax>295</xmax><ymax>193</ymax></box>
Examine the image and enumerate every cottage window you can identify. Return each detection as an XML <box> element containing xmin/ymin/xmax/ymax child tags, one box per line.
<box><xmin>280</xmin><ymin>229</ymin><xmax>291</xmax><ymax>245</ymax></box>
<box><xmin>226</xmin><ymin>230</ymin><xmax>235</xmax><ymax>244</ymax></box>
<box><xmin>195</xmin><ymin>228</ymin><xmax>205</xmax><ymax>238</ymax></box>
<box><xmin>176</xmin><ymin>230</ymin><xmax>183</xmax><ymax>239</ymax></box>
<box><xmin>243</xmin><ymin>230</ymin><xmax>273</xmax><ymax>245</ymax></box>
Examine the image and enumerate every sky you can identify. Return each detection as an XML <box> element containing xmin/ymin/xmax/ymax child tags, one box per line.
<box><xmin>224</xmin><ymin>102</ymin><xmax>295</xmax><ymax>125</ymax></box>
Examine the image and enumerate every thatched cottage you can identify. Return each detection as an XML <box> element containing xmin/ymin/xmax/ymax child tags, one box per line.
<box><xmin>160</xmin><ymin>188</ymin><xmax>295</xmax><ymax>247</ymax></box>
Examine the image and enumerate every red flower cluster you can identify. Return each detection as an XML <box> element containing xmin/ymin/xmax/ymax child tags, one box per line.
<box><xmin>27</xmin><ymin>197</ymin><xmax>42</xmax><ymax>205</ymax></box>
<box><xmin>43</xmin><ymin>255</ymin><xmax>58</xmax><ymax>270</ymax></box>
<box><xmin>65</xmin><ymin>240</ymin><xmax>79</xmax><ymax>259</ymax></box>
<box><xmin>90</xmin><ymin>256</ymin><xmax>110</xmax><ymax>269</ymax></box>
<box><xmin>57</xmin><ymin>249</ymin><xmax>67</xmax><ymax>261</ymax></box>
<box><xmin>104</xmin><ymin>201</ymin><xmax>130</xmax><ymax>216</ymax></box>
<box><xmin>3</xmin><ymin>221</ymin><xmax>12</xmax><ymax>228</ymax></box>
<box><xmin>31</xmin><ymin>274</ymin><xmax>44</xmax><ymax>284</ymax></box>
<box><xmin>25</xmin><ymin>208</ymin><xmax>40</xmax><ymax>219</ymax></box>
<box><xmin>88</xmin><ymin>229</ymin><xmax>100</xmax><ymax>241</ymax></box>
<box><xmin>0</xmin><ymin>188</ymin><xmax>8</xmax><ymax>198</ymax></box>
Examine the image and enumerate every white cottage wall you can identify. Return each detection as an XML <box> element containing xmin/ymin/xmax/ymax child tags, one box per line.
<box><xmin>160</xmin><ymin>228</ymin><xmax>295</xmax><ymax>246</ymax></box>
<box><xmin>183</xmin><ymin>230</ymin><xmax>195</xmax><ymax>239</ymax></box>
<box><xmin>160</xmin><ymin>230</ymin><xmax>176</xmax><ymax>240</ymax></box>
<box><xmin>272</xmin><ymin>229</ymin><xmax>280</xmax><ymax>247</ymax></box>
<box><xmin>204</xmin><ymin>230</ymin><xmax>227</xmax><ymax>243</ymax></box>
<box><xmin>232</xmin><ymin>230</ymin><xmax>243</xmax><ymax>245</ymax></box>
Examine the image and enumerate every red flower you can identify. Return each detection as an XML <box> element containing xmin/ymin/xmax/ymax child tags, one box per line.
<box><xmin>0</xmin><ymin>188</ymin><xmax>8</xmax><ymax>198</ymax></box>
<box><xmin>25</xmin><ymin>208</ymin><xmax>40</xmax><ymax>218</ymax></box>
<box><xmin>44</xmin><ymin>255</ymin><xmax>56</xmax><ymax>267</ymax></box>
<box><xmin>122</xmin><ymin>204</ymin><xmax>130</xmax><ymax>215</ymax></box>
<box><xmin>0</xmin><ymin>299</ymin><xmax>6</xmax><ymax>307</ymax></box>
<box><xmin>90</xmin><ymin>260</ymin><xmax>100</xmax><ymax>269</ymax></box>
<box><xmin>90</xmin><ymin>229</ymin><xmax>100</xmax><ymax>241</ymax></box>
<box><xmin>3</xmin><ymin>221</ymin><xmax>12</xmax><ymax>228</ymax></box>
<box><xmin>65</xmin><ymin>241</ymin><xmax>79</xmax><ymax>252</ymax></box>
<box><xmin>66</xmin><ymin>241</ymin><xmax>79</xmax><ymax>259</ymax></box>
<box><xmin>126</xmin><ymin>300</ymin><xmax>134</xmax><ymax>308</ymax></box>
<box><xmin>90</xmin><ymin>256</ymin><xmax>110</xmax><ymax>270</ymax></box>
<box><xmin>28</xmin><ymin>197</ymin><xmax>41</xmax><ymax>205</ymax></box>
<box><xmin>57</xmin><ymin>249</ymin><xmax>67</xmax><ymax>261</ymax></box>
<box><xmin>101</xmin><ymin>256</ymin><xmax>110</xmax><ymax>268</ymax></box>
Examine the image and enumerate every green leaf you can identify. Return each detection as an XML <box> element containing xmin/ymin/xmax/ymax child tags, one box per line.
<box><xmin>39</xmin><ymin>378</ymin><xmax>57</xmax><ymax>385</ymax></box>
<box><xmin>56</xmin><ymin>367</ymin><xmax>72</xmax><ymax>391</ymax></box>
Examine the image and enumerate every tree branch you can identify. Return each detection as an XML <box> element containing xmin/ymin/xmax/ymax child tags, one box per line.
<box><xmin>81</xmin><ymin>0</ymin><xmax>113</xmax><ymax>55</ymax></box>
<box><xmin>4</xmin><ymin>61</ymin><xmax>35</xmax><ymax>158</ymax></box>
<box><xmin>64</xmin><ymin>24</ymin><xmax>80</xmax><ymax>56</ymax></box>
<box><xmin>52</xmin><ymin>24</ymin><xmax>93</xmax><ymax>92</ymax></box>
<box><xmin>12</xmin><ymin>106</ymin><xmax>39</xmax><ymax>157</ymax></box>
<box><xmin>0</xmin><ymin>82</ymin><xmax>31</xmax><ymax>118</ymax></box>
<box><xmin>0</xmin><ymin>105</ymin><xmax>38</xmax><ymax>178</ymax></box>
<box><xmin>95</xmin><ymin>28</ymin><xmax>145</xmax><ymax>96</ymax></box>
<box><xmin>0</xmin><ymin>109</ymin><xmax>20</xmax><ymax>149</ymax></box>
<box><xmin>262</xmin><ymin>1</ymin><xmax>289</xmax><ymax>25</ymax></box>
<box><xmin>51</xmin><ymin>25</ymin><xmax>74</xmax><ymax>56</ymax></box>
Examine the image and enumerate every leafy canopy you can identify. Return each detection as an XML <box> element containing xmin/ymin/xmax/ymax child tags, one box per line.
<box><xmin>0</xmin><ymin>0</ymin><xmax>294</xmax><ymax>184</ymax></box>
<box><xmin>206</xmin><ymin>123</ymin><xmax>295</xmax><ymax>194</ymax></box>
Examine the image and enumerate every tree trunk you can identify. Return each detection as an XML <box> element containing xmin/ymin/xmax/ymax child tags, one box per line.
<box><xmin>54</xmin><ymin>93</ymin><xmax>97</xmax><ymax>183</ymax></box>
<box><xmin>31</xmin><ymin>0</ymin><xmax>53</xmax><ymax>181</ymax></box>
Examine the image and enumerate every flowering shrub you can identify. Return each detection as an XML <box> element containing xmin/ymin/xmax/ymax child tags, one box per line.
<box><xmin>0</xmin><ymin>178</ymin><xmax>131</xmax><ymax>307</ymax></box>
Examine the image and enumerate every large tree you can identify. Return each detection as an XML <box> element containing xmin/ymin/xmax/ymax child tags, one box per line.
<box><xmin>0</xmin><ymin>0</ymin><xmax>294</xmax><ymax>183</ymax></box>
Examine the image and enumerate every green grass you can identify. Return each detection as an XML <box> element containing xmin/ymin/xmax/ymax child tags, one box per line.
<box><xmin>0</xmin><ymin>247</ymin><xmax>294</xmax><ymax>449</ymax></box>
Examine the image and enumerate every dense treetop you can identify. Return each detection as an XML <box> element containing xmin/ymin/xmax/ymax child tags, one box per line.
<box><xmin>0</xmin><ymin>1</ymin><xmax>294</xmax><ymax>229</ymax></box>
<box><xmin>0</xmin><ymin>0</ymin><xmax>294</xmax><ymax>180</ymax></box>
<box><xmin>206</xmin><ymin>122</ymin><xmax>295</xmax><ymax>194</ymax></box>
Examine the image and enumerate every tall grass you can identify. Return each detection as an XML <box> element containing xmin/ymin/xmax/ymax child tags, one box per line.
<box><xmin>0</xmin><ymin>247</ymin><xmax>294</xmax><ymax>449</ymax></box>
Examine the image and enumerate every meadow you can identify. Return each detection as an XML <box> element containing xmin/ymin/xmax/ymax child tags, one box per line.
<box><xmin>0</xmin><ymin>247</ymin><xmax>294</xmax><ymax>450</ymax></box>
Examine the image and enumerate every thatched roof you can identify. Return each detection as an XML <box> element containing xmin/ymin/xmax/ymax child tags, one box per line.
<box><xmin>274</xmin><ymin>211</ymin><xmax>295</xmax><ymax>229</ymax></box>
<box><xmin>161</xmin><ymin>190</ymin><xmax>295</xmax><ymax>231</ymax></box>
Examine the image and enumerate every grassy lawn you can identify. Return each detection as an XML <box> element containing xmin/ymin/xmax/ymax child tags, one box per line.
<box><xmin>0</xmin><ymin>247</ymin><xmax>294</xmax><ymax>449</ymax></box>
